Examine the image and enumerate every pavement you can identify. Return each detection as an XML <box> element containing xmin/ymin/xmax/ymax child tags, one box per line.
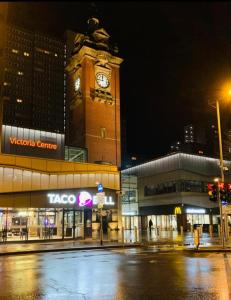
<box><xmin>1</xmin><ymin>230</ymin><xmax>231</xmax><ymax>255</ymax></box>
<box><xmin>0</xmin><ymin>239</ymin><xmax>142</xmax><ymax>256</ymax></box>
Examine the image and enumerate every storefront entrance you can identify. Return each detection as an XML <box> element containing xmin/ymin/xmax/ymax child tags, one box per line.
<box><xmin>63</xmin><ymin>209</ymin><xmax>84</xmax><ymax>239</ymax></box>
<box><xmin>0</xmin><ymin>208</ymin><xmax>85</xmax><ymax>242</ymax></box>
<box><xmin>147</xmin><ymin>215</ymin><xmax>178</xmax><ymax>230</ymax></box>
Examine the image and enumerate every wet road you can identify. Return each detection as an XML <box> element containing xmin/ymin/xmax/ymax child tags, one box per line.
<box><xmin>0</xmin><ymin>248</ymin><xmax>231</xmax><ymax>299</ymax></box>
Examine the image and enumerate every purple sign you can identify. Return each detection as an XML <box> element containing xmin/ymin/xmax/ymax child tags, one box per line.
<box><xmin>77</xmin><ymin>191</ymin><xmax>93</xmax><ymax>207</ymax></box>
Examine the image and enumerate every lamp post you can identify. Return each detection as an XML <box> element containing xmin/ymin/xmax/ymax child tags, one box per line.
<box><xmin>215</xmin><ymin>99</ymin><xmax>225</xmax><ymax>248</ymax></box>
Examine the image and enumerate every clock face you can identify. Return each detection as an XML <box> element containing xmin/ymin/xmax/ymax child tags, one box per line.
<box><xmin>75</xmin><ymin>77</ymin><xmax>80</xmax><ymax>92</ymax></box>
<box><xmin>96</xmin><ymin>73</ymin><xmax>109</xmax><ymax>88</ymax></box>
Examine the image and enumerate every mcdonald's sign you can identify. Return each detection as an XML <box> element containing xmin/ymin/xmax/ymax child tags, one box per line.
<box><xmin>174</xmin><ymin>206</ymin><xmax>182</xmax><ymax>215</ymax></box>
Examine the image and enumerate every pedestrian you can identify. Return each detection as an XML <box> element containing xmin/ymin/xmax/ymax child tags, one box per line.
<box><xmin>149</xmin><ymin>219</ymin><xmax>153</xmax><ymax>234</ymax></box>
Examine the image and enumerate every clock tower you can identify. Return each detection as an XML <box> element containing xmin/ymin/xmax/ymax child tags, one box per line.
<box><xmin>66</xmin><ymin>18</ymin><xmax>123</xmax><ymax>167</ymax></box>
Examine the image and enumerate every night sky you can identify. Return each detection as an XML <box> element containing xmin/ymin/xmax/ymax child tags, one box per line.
<box><xmin>8</xmin><ymin>2</ymin><xmax>231</xmax><ymax>159</ymax></box>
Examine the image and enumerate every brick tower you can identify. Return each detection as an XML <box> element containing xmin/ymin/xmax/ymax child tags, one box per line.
<box><xmin>66</xmin><ymin>18</ymin><xmax>123</xmax><ymax>167</ymax></box>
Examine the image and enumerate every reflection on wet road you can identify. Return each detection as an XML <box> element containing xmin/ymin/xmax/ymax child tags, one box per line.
<box><xmin>0</xmin><ymin>248</ymin><xmax>230</xmax><ymax>299</ymax></box>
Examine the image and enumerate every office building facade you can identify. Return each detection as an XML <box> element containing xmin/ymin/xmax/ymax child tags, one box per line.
<box><xmin>2</xmin><ymin>24</ymin><xmax>65</xmax><ymax>133</ymax></box>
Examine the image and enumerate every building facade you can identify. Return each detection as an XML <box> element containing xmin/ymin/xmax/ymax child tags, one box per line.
<box><xmin>122</xmin><ymin>153</ymin><xmax>231</xmax><ymax>232</ymax></box>
<box><xmin>66</xmin><ymin>18</ymin><xmax>123</xmax><ymax>166</ymax></box>
<box><xmin>2</xmin><ymin>24</ymin><xmax>64</xmax><ymax>133</ymax></box>
<box><xmin>0</xmin><ymin>153</ymin><xmax>121</xmax><ymax>241</ymax></box>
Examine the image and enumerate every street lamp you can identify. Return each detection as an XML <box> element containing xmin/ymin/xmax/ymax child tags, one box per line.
<box><xmin>215</xmin><ymin>99</ymin><xmax>225</xmax><ymax>248</ymax></box>
<box><xmin>211</xmin><ymin>87</ymin><xmax>231</xmax><ymax>248</ymax></box>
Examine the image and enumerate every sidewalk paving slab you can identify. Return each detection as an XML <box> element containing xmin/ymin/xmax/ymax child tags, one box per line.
<box><xmin>0</xmin><ymin>241</ymin><xmax>141</xmax><ymax>256</ymax></box>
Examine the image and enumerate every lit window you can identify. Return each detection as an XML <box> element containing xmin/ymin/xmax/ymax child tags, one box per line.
<box><xmin>16</xmin><ymin>99</ymin><xmax>23</xmax><ymax>103</ymax></box>
<box><xmin>23</xmin><ymin>52</ymin><xmax>30</xmax><ymax>57</ymax></box>
<box><xmin>100</xmin><ymin>127</ymin><xmax>106</xmax><ymax>138</ymax></box>
<box><xmin>12</xmin><ymin>49</ymin><xmax>18</xmax><ymax>54</ymax></box>
<box><xmin>17</xmin><ymin>71</ymin><xmax>24</xmax><ymax>76</ymax></box>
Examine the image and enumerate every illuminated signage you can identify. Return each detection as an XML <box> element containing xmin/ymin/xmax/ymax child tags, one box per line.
<box><xmin>186</xmin><ymin>208</ymin><xmax>205</xmax><ymax>214</ymax></box>
<box><xmin>47</xmin><ymin>192</ymin><xmax>115</xmax><ymax>207</ymax></box>
<box><xmin>9</xmin><ymin>137</ymin><xmax>58</xmax><ymax>150</ymax></box>
<box><xmin>77</xmin><ymin>192</ymin><xmax>93</xmax><ymax>207</ymax></box>
<box><xmin>93</xmin><ymin>195</ymin><xmax>115</xmax><ymax>205</ymax></box>
<box><xmin>48</xmin><ymin>194</ymin><xmax>76</xmax><ymax>204</ymax></box>
<box><xmin>174</xmin><ymin>207</ymin><xmax>182</xmax><ymax>215</ymax></box>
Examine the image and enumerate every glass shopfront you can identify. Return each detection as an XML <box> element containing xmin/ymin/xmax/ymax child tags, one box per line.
<box><xmin>0</xmin><ymin>208</ymin><xmax>84</xmax><ymax>241</ymax></box>
<box><xmin>148</xmin><ymin>215</ymin><xmax>177</xmax><ymax>230</ymax></box>
<box><xmin>0</xmin><ymin>188</ymin><xmax>119</xmax><ymax>242</ymax></box>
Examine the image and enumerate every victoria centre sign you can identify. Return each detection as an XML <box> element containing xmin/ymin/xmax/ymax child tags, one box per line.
<box><xmin>2</xmin><ymin>125</ymin><xmax>64</xmax><ymax>159</ymax></box>
<box><xmin>47</xmin><ymin>191</ymin><xmax>115</xmax><ymax>207</ymax></box>
<box><xmin>9</xmin><ymin>137</ymin><xmax>58</xmax><ymax>150</ymax></box>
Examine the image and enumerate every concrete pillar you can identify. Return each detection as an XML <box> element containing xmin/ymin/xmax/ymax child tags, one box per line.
<box><xmin>121</xmin><ymin>226</ymin><xmax>124</xmax><ymax>244</ymax></box>
<box><xmin>209</xmin><ymin>224</ymin><xmax>213</xmax><ymax>237</ymax></box>
<box><xmin>177</xmin><ymin>214</ymin><xmax>187</xmax><ymax>232</ymax></box>
<box><xmin>117</xmin><ymin>191</ymin><xmax>122</xmax><ymax>233</ymax></box>
<box><xmin>134</xmin><ymin>226</ymin><xmax>138</xmax><ymax>242</ymax></box>
<box><xmin>108</xmin><ymin>227</ymin><xmax>111</xmax><ymax>241</ymax></box>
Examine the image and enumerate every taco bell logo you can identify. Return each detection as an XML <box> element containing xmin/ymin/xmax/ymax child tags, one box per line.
<box><xmin>77</xmin><ymin>191</ymin><xmax>93</xmax><ymax>207</ymax></box>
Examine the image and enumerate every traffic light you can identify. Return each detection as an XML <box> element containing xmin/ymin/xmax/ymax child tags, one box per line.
<box><xmin>208</xmin><ymin>183</ymin><xmax>218</xmax><ymax>202</ymax></box>
<box><xmin>227</xmin><ymin>184</ymin><xmax>231</xmax><ymax>203</ymax></box>
<box><xmin>219</xmin><ymin>183</ymin><xmax>227</xmax><ymax>205</ymax></box>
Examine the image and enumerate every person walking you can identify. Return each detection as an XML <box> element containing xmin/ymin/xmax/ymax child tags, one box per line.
<box><xmin>149</xmin><ymin>219</ymin><xmax>153</xmax><ymax>234</ymax></box>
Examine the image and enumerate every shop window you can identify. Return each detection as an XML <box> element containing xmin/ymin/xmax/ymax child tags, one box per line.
<box><xmin>144</xmin><ymin>180</ymin><xmax>207</xmax><ymax>196</ymax></box>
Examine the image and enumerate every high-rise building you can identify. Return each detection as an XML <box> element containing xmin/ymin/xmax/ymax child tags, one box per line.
<box><xmin>2</xmin><ymin>23</ymin><xmax>64</xmax><ymax>133</ymax></box>
<box><xmin>184</xmin><ymin>124</ymin><xmax>194</xmax><ymax>143</ymax></box>
<box><xmin>66</xmin><ymin>18</ymin><xmax>123</xmax><ymax>167</ymax></box>
<box><xmin>170</xmin><ymin>124</ymin><xmax>207</xmax><ymax>156</ymax></box>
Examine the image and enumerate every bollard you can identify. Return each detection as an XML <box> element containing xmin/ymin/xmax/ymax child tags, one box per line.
<box><xmin>180</xmin><ymin>226</ymin><xmax>183</xmax><ymax>235</ymax></box>
<box><xmin>209</xmin><ymin>225</ymin><xmax>213</xmax><ymax>237</ymax></box>
<box><xmin>194</xmin><ymin>229</ymin><xmax>200</xmax><ymax>250</ymax></box>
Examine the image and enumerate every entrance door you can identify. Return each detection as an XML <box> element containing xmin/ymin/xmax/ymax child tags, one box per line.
<box><xmin>75</xmin><ymin>211</ymin><xmax>84</xmax><ymax>239</ymax></box>
<box><xmin>64</xmin><ymin>210</ymin><xmax>74</xmax><ymax>238</ymax></box>
<box><xmin>102</xmin><ymin>216</ymin><xmax>108</xmax><ymax>234</ymax></box>
<box><xmin>84</xmin><ymin>209</ymin><xmax>92</xmax><ymax>238</ymax></box>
